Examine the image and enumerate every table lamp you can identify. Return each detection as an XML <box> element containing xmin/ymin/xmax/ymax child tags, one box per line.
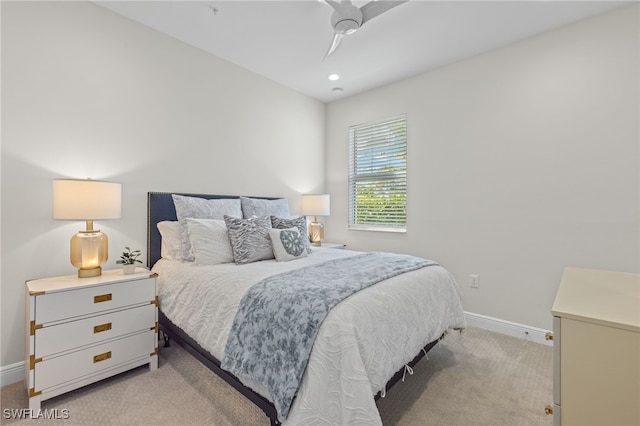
<box><xmin>301</xmin><ymin>194</ymin><xmax>330</xmax><ymax>246</ymax></box>
<box><xmin>53</xmin><ymin>179</ymin><xmax>122</xmax><ymax>277</ymax></box>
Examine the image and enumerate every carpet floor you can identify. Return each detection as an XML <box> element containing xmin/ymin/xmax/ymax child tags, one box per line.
<box><xmin>1</xmin><ymin>326</ymin><xmax>553</xmax><ymax>425</ymax></box>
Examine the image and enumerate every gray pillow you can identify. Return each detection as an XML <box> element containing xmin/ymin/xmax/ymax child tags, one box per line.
<box><xmin>224</xmin><ymin>215</ymin><xmax>274</xmax><ymax>264</ymax></box>
<box><xmin>172</xmin><ymin>194</ymin><xmax>242</xmax><ymax>261</ymax></box>
<box><xmin>240</xmin><ymin>197</ymin><xmax>289</xmax><ymax>219</ymax></box>
<box><xmin>271</xmin><ymin>215</ymin><xmax>311</xmax><ymax>254</ymax></box>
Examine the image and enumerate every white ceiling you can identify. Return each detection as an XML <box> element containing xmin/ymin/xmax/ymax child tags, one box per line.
<box><xmin>95</xmin><ymin>1</ymin><xmax>629</xmax><ymax>103</ymax></box>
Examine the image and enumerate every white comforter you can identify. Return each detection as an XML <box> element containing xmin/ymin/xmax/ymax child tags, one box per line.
<box><xmin>153</xmin><ymin>249</ymin><xmax>465</xmax><ymax>425</ymax></box>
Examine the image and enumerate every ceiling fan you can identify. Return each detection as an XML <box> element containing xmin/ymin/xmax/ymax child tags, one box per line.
<box><xmin>322</xmin><ymin>0</ymin><xmax>408</xmax><ymax>60</ymax></box>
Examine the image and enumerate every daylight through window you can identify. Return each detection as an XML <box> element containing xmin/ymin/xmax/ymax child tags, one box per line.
<box><xmin>348</xmin><ymin>114</ymin><xmax>407</xmax><ymax>232</ymax></box>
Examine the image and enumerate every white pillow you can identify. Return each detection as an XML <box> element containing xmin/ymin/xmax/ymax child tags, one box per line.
<box><xmin>172</xmin><ymin>194</ymin><xmax>242</xmax><ymax>261</ymax></box>
<box><xmin>269</xmin><ymin>227</ymin><xmax>308</xmax><ymax>262</ymax></box>
<box><xmin>271</xmin><ymin>215</ymin><xmax>311</xmax><ymax>254</ymax></box>
<box><xmin>157</xmin><ymin>221</ymin><xmax>182</xmax><ymax>261</ymax></box>
<box><xmin>186</xmin><ymin>218</ymin><xmax>234</xmax><ymax>265</ymax></box>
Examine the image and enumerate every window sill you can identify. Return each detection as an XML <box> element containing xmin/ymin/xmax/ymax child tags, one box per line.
<box><xmin>348</xmin><ymin>226</ymin><xmax>406</xmax><ymax>233</ymax></box>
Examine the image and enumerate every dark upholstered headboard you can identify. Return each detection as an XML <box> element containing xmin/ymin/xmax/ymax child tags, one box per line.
<box><xmin>146</xmin><ymin>192</ymin><xmax>280</xmax><ymax>269</ymax></box>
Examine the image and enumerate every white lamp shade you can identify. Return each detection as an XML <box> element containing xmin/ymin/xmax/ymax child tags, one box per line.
<box><xmin>301</xmin><ymin>194</ymin><xmax>330</xmax><ymax>217</ymax></box>
<box><xmin>53</xmin><ymin>179</ymin><xmax>122</xmax><ymax>220</ymax></box>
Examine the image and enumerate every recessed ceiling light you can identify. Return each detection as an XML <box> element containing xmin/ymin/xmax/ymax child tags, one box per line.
<box><xmin>328</xmin><ymin>74</ymin><xmax>340</xmax><ymax>81</ymax></box>
<box><xmin>332</xmin><ymin>87</ymin><xmax>344</xmax><ymax>93</ymax></box>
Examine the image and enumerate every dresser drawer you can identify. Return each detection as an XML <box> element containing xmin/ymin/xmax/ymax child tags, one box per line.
<box><xmin>35</xmin><ymin>278</ymin><xmax>156</xmax><ymax>324</ymax></box>
<box><xmin>33</xmin><ymin>329</ymin><xmax>155</xmax><ymax>392</ymax></box>
<box><xmin>35</xmin><ymin>303</ymin><xmax>156</xmax><ymax>358</ymax></box>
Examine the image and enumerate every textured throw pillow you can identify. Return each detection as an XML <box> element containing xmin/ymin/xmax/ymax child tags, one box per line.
<box><xmin>240</xmin><ymin>197</ymin><xmax>289</xmax><ymax>219</ymax></box>
<box><xmin>172</xmin><ymin>194</ymin><xmax>242</xmax><ymax>261</ymax></box>
<box><xmin>157</xmin><ymin>221</ymin><xmax>181</xmax><ymax>261</ymax></box>
<box><xmin>224</xmin><ymin>215</ymin><xmax>274</xmax><ymax>264</ymax></box>
<box><xmin>269</xmin><ymin>227</ymin><xmax>308</xmax><ymax>262</ymax></box>
<box><xmin>186</xmin><ymin>218</ymin><xmax>234</xmax><ymax>265</ymax></box>
<box><xmin>271</xmin><ymin>216</ymin><xmax>311</xmax><ymax>254</ymax></box>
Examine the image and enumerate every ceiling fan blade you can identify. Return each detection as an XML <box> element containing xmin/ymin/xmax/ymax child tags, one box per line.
<box><xmin>360</xmin><ymin>0</ymin><xmax>408</xmax><ymax>25</ymax></box>
<box><xmin>325</xmin><ymin>0</ymin><xmax>354</xmax><ymax>15</ymax></box>
<box><xmin>323</xmin><ymin>32</ymin><xmax>344</xmax><ymax>61</ymax></box>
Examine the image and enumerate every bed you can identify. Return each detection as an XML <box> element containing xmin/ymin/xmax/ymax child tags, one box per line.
<box><xmin>147</xmin><ymin>191</ymin><xmax>465</xmax><ymax>425</ymax></box>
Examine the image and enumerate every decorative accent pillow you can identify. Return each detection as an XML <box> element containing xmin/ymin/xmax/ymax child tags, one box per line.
<box><xmin>240</xmin><ymin>197</ymin><xmax>289</xmax><ymax>219</ymax></box>
<box><xmin>269</xmin><ymin>227</ymin><xmax>308</xmax><ymax>262</ymax></box>
<box><xmin>271</xmin><ymin>216</ymin><xmax>311</xmax><ymax>254</ymax></box>
<box><xmin>172</xmin><ymin>194</ymin><xmax>242</xmax><ymax>261</ymax></box>
<box><xmin>186</xmin><ymin>218</ymin><xmax>234</xmax><ymax>265</ymax></box>
<box><xmin>157</xmin><ymin>221</ymin><xmax>181</xmax><ymax>261</ymax></box>
<box><xmin>224</xmin><ymin>215</ymin><xmax>274</xmax><ymax>264</ymax></box>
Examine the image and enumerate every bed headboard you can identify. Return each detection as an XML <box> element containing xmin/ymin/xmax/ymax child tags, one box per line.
<box><xmin>146</xmin><ymin>192</ymin><xmax>280</xmax><ymax>269</ymax></box>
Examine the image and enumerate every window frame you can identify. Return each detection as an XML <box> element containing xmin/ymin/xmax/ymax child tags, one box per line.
<box><xmin>348</xmin><ymin>114</ymin><xmax>408</xmax><ymax>233</ymax></box>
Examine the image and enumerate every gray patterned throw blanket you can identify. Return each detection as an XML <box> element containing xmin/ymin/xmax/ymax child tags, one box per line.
<box><xmin>221</xmin><ymin>252</ymin><xmax>437</xmax><ymax>422</ymax></box>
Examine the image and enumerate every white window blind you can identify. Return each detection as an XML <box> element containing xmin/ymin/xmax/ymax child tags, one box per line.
<box><xmin>348</xmin><ymin>114</ymin><xmax>407</xmax><ymax>231</ymax></box>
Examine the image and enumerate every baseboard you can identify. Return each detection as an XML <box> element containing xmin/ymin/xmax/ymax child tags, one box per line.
<box><xmin>1</xmin><ymin>360</ymin><xmax>24</xmax><ymax>386</ymax></box>
<box><xmin>464</xmin><ymin>311</ymin><xmax>553</xmax><ymax>346</ymax></box>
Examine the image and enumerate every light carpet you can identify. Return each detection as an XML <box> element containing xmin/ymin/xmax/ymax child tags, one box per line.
<box><xmin>1</xmin><ymin>327</ymin><xmax>553</xmax><ymax>425</ymax></box>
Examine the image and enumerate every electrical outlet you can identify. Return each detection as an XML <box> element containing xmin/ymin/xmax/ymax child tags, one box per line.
<box><xmin>470</xmin><ymin>274</ymin><xmax>479</xmax><ymax>289</ymax></box>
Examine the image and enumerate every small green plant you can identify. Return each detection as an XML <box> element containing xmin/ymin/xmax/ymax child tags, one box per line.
<box><xmin>116</xmin><ymin>247</ymin><xmax>142</xmax><ymax>265</ymax></box>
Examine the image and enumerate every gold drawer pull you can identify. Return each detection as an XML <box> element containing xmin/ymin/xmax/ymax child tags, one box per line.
<box><xmin>94</xmin><ymin>293</ymin><xmax>112</xmax><ymax>303</ymax></box>
<box><xmin>93</xmin><ymin>351</ymin><xmax>112</xmax><ymax>363</ymax></box>
<box><xmin>93</xmin><ymin>322</ymin><xmax>112</xmax><ymax>333</ymax></box>
<box><xmin>545</xmin><ymin>332</ymin><xmax>554</xmax><ymax>341</ymax></box>
<box><xmin>544</xmin><ymin>404</ymin><xmax>554</xmax><ymax>415</ymax></box>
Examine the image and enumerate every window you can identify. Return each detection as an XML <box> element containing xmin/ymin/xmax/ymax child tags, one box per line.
<box><xmin>348</xmin><ymin>114</ymin><xmax>407</xmax><ymax>232</ymax></box>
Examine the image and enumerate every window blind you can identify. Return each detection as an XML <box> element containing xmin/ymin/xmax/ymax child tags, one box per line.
<box><xmin>348</xmin><ymin>114</ymin><xmax>407</xmax><ymax>231</ymax></box>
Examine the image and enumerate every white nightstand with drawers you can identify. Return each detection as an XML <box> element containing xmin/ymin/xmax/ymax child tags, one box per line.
<box><xmin>551</xmin><ymin>267</ymin><xmax>639</xmax><ymax>425</ymax></box>
<box><xmin>25</xmin><ymin>268</ymin><xmax>158</xmax><ymax>410</ymax></box>
<box><xmin>313</xmin><ymin>242</ymin><xmax>346</xmax><ymax>249</ymax></box>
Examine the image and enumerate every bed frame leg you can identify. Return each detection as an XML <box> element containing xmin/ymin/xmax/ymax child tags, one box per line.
<box><xmin>161</xmin><ymin>330</ymin><xmax>171</xmax><ymax>347</ymax></box>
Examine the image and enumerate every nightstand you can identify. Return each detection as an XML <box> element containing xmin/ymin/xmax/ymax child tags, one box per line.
<box><xmin>25</xmin><ymin>268</ymin><xmax>158</xmax><ymax>410</ymax></box>
<box><xmin>550</xmin><ymin>268</ymin><xmax>639</xmax><ymax>425</ymax></box>
<box><xmin>314</xmin><ymin>243</ymin><xmax>346</xmax><ymax>249</ymax></box>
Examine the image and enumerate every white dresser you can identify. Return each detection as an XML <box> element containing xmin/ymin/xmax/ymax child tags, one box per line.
<box><xmin>551</xmin><ymin>267</ymin><xmax>640</xmax><ymax>426</ymax></box>
<box><xmin>25</xmin><ymin>268</ymin><xmax>158</xmax><ymax>410</ymax></box>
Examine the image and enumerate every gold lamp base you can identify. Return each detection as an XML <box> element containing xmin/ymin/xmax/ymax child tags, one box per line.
<box><xmin>309</xmin><ymin>218</ymin><xmax>324</xmax><ymax>247</ymax></box>
<box><xmin>78</xmin><ymin>266</ymin><xmax>102</xmax><ymax>278</ymax></box>
<box><xmin>70</xmin><ymin>221</ymin><xmax>108</xmax><ymax>278</ymax></box>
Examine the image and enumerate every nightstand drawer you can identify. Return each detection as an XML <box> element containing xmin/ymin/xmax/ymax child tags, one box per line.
<box><xmin>35</xmin><ymin>278</ymin><xmax>156</xmax><ymax>324</ymax></box>
<box><xmin>33</xmin><ymin>329</ymin><xmax>155</xmax><ymax>392</ymax></box>
<box><xmin>35</xmin><ymin>303</ymin><xmax>157</xmax><ymax>358</ymax></box>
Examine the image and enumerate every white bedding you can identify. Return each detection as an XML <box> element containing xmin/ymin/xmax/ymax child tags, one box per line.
<box><xmin>153</xmin><ymin>249</ymin><xmax>465</xmax><ymax>425</ymax></box>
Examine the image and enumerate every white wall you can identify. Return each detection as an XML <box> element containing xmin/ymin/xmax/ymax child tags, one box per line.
<box><xmin>325</xmin><ymin>4</ymin><xmax>639</xmax><ymax>331</ymax></box>
<box><xmin>1</xmin><ymin>1</ymin><xmax>325</xmax><ymax>368</ymax></box>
